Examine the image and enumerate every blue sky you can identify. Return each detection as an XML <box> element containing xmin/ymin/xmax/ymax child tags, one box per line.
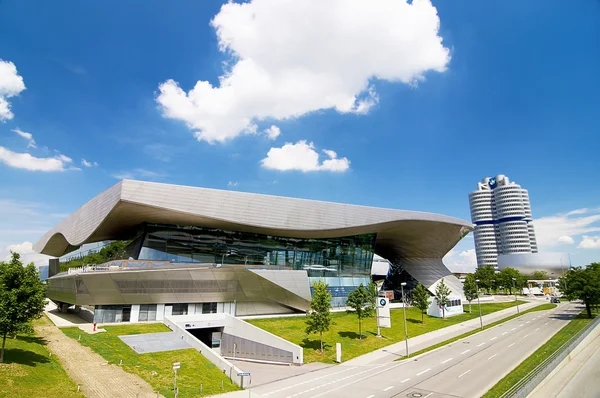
<box><xmin>0</xmin><ymin>0</ymin><xmax>599</xmax><ymax>270</ymax></box>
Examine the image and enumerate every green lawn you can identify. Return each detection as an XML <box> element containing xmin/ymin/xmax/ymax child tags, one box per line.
<box><xmin>0</xmin><ymin>316</ymin><xmax>82</xmax><ymax>398</ymax></box>
<box><xmin>484</xmin><ymin>307</ymin><xmax>598</xmax><ymax>398</ymax></box>
<box><xmin>248</xmin><ymin>301</ymin><xmax>526</xmax><ymax>363</ymax></box>
<box><xmin>61</xmin><ymin>323</ymin><xmax>240</xmax><ymax>398</ymax></box>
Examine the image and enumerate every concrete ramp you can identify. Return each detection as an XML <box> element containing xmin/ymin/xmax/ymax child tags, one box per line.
<box><xmin>119</xmin><ymin>332</ymin><xmax>191</xmax><ymax>354</ymax></box>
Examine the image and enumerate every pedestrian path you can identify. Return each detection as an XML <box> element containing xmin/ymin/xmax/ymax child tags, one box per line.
<box><xmin>35</xmin><ymin>320</ymin><xmax>162</xmax><ymax>398</ymax></box>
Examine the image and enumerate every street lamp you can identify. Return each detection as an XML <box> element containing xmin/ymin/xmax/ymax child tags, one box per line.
<box><xmin>512</xmin><ymin>277</ymin><xmax>520</xmax><ymax>313</ymax></box>
<box><xmin>401</xmin><ymin>282</ymin><xmax>409</xmax><ymax>357</ymax></box>
<box><xmin>475</xmin><ymin>279</ymin><xmax>483</xmax><ymax>330</ymax></box>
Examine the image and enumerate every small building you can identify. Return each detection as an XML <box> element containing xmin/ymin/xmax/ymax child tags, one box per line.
<box><xmin>427</xmin><ymin>296</ymin><xmax>464</xmax><ymax>318</ymax></box>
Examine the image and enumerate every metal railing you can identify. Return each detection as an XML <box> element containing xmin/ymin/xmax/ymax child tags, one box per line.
<box><xmin>499</xmin><ymin>310</ymin><xmax>600</xmax><ymax>398</ymax></box>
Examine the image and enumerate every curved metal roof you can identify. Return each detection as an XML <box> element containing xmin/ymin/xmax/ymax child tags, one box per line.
<box><xmin>34</xmin><ymin>180</ymin><xmax>473</xmax><ymax>290</ymax></box>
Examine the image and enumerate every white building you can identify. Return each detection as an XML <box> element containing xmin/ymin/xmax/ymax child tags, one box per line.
<box><xmin>469</xmin><ymin>175</ymin><xmax>538</xmax><ymax>268</ymax></box>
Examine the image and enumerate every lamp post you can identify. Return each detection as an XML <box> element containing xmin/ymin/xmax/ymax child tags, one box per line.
<box><xmin>401</xmin><ymin>282</ymin><xmax>409</xmax><ymax>357</ymax></box>
<box><xmin>475</xmin><ymin>279</ymin><xmax>483</xmax><ymax>330</ymax></box>
<box><xmin>512</xmin><ymin>277</ymin><xmax>520</xmax><ymax>313</ymax></box>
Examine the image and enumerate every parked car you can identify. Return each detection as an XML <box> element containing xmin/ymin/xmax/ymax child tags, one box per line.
<box><xmin>550</xmin><ymin>297</ymin><xmax>561</xmax><ymax>304</ymax></box>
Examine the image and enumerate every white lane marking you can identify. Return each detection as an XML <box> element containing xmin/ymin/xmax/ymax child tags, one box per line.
<box><xmin>400</xmin><ymin>378</ymin><xmax>410</xmax><ymax>383</ymax></box>
<box><xmin>524</xmin><ymin>334</ymin><xmax>530</xmax><ymax>339</ymax></box>
<box><xmin>544</xmin><ymin>322</ymin><xmax>549</xmax><ymax>326</ymax></box>
<box><xmin>488</xmin><ymin>354</ymin><xmax>497</xmax><ymax>360</ymax></box>
<box><xmin>283</xmin><ymin>365</ymin><xmax>385</xmax><ymax>398</ymax></box>
<box><xmin>477</xmin><ymin>343</ymin><xmax>485</xmax><ymax>347</ymax></box>
<box><xmin>508</xmin><ymin>343</ymin><xmax>516</xmax><ymax>348</ymax></box>
<box><xmin>490</xmin><ymin>337</ymin><xmax>497</xmax><ymax>341</ymax></box>
<box><xmin>383</xmin><ymin>386</ymin><xmax>393</xmax><ymax>392</ymax></box>
<box><xmin>458</xmin><ymin>369</ymin><xmax>471</xmax><ymax>378</ymax></box>
<box><xmin>535</xmin><ymin>328</ymin><xmax>540</xmax><ymax>331</ymax></box>
<box><xmin>502</xmin><ymin>332</ymin><xmax>508</xmax><ymax>335</ymax></box>
<box><xmin>461</xmin><ymin>349</ymin><xmax>471</xmax><ymax>354</ymax></box>
<box><xmin>511</xmin><ymin>328</ymin><xmax>516</xmax><ymax>331</ymax></box>
<box><xmin>423</xmin><ymin>394</ymin><xmax>433</xmax><ymax>398</ymax></box>
<box><xmin>441</xmin><ymin>358</ymin><xmax>453</xmax><ymax>364</ymax></box>
<box><xmin>526</xmin><ymin>321</ymin><xmax>530</xmax><ymax>324</ymax></box>
<box><xmin>519</xmin><ymin>324</ymin><xmax>524</xmax><ymax>327</ymax></box>
<box><xmin>417</xmin><ymin>368</ymin><xmax>431</xmax><ymax>376</ymax></box>
<box><xmin>366</xmin><ymin>396</ymin><xmax>375</xmax><ymax>398</ymax></box>
<box><xmin>264</xmin><ymin>366</ymin><xmax>358</xmax><ymax>395</ymax></box>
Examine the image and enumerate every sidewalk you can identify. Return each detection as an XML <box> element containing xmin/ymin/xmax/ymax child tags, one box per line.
<box><xmin>344</xmin><ymin>299</ymin><xmax>543</xmax><ymax>365</ymax></box>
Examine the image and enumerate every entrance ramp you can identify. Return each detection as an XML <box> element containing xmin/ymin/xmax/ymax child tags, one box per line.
<box><xmin>119</xmin><ymin>331</ymin><xmax>191</xmax><ymax>353</ymax></box>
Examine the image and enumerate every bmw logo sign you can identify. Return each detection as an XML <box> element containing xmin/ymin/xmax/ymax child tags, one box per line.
<box><xmin>489</xmin><ymin>177</ymin><xmax>497</xmax><ymax>188</ymax></box>
<box><xmin>379</xmin><ymin>298</ymin><xmax>386</xmax><ymax>306</ymax></box>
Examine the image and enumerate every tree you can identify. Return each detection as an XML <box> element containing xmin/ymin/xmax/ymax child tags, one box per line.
<box><xmin>531</xmin><ymin>270</ymin><xmax>548</xmax><ymax>280</ymax></box>
<box><xmin>559</xmin><ymin>264</ymin><xmax>600</xmax><ymax>318</ymax></box>
<box><xmin>305</xmin><ymin>280</ymin><xmax>333</xmax><ymax>352</ymax></box>
<box><xmin>412</xmin><ymin>283</ymin><xmax>430</xmax><ymax>322</ymax></box>
<box><xmin>346</xmin><ymin>283</ymin><xmax>376</xmax><ymax>340</ymax></box>
<box><xmin>0</xmin><ymin>252</ymin><xmax>46</xmax><ymax>363</ymax></box>
<box><xmin>473</xmin><ymin>265</ymin><xmax>496</xmax><ymax>293</ymax></box>
<box><xmin>434</xmin><ymin>278</ymin><xmax>452</xmax><ymax>319</ymax></box>
<box><xmin>463</xmin><ymin>274</ymin><xmax>478</xmax><ymax>313</ymax></box>
<box><xmin>498</xmin><ymin>267</ymin><xmax>524</xmax><ymax>295</ymax></box>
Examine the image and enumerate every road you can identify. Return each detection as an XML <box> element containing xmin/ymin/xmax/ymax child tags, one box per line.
<box><xmin>239</xmin><ymin>302</ymin><xmax>581</xmax><ymax>398</ymax></box>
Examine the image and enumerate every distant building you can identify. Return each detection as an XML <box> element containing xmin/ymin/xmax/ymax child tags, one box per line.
<box><xmin>469</xmin><ymin>175</ymin><xmax>538</xmax><ymax>268</ymax></box>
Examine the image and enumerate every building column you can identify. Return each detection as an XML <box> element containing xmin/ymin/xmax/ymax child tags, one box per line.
<box><xmin>130</xmin><ymin>305</ymin><xmax>140</xmax><ymax>323</ymax></box>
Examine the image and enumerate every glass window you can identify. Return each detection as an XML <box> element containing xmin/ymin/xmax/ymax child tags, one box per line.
<box><xmin>136</xmin><ymin>223</ymin><xmax>376</xmax><ymax>279</ymax></box>
<box><xmin>170</xmin><ymin>303</ymin><xmax>188</xmax><ymax>316</ymax></box>
<box><xmin>139</xmin><ymin>304</ymin><xmax>157</xmax><ymax>321</ymax></box>
<box><xmin>202</xmin><ymin>302</ymin><xmax>217</xmax><ymax>314</ymax></box>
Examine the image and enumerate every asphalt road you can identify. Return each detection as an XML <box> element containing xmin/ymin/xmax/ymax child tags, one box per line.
<box><xmin>246</xmin><ymin>302</ymin><xmax>582</xmax><ymax>398</ymax></box>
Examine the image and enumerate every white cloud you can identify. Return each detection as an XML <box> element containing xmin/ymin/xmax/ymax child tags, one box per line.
<box><xmin>227</xmin><ymin>181</ymin><xmax>239</xmax><ymax>187</ymax></box>
<box><xmin>261</xmin><ymin>140</ymin><xmax>350</xmax><ymax>172</ymax></box>
<box><xmin>81</xmin><ymin>158</ymin><xmax>98</xmax><ymax>167</ymax></box>
<box><xmin>156</xmin><ymin>0</ymin><xmax>450</xmax><ymax>143</ymax></box>
<box><xmin>533</xmin><ymin>208</ymin><xmax>600</xmax><ymax>247</ymax></box>
<box><xmin>444</xmin><ymin>247</ymin><xmax>477</xmax><ymax>274</ymax></box>
<box><xmin>0</xmin><ymin>241</ymin><xmax>51</xmax><ymax>268</ymax></box>
<box><xmin>0</xmin><ymin>59</ymin><xmax>26</xmax><ymax>121</ymax></box>
<box><xmin>557</xmin><ymin>235</ymin><xmax>575</xmax><ymax>245</ymax></box>
<box><xmin>112</xmin><ymin>168</ymin><xmax>166</xmax><ymax>180</ymax></box>
<box><xmin>0</xmin><ymin>146</ymin><xmax>78</xmax><ymax>172</ymax></box>
<box><xmin>264</xmin><ymin>125</ymin><xmax>281</xmax><ymax>140</ymax></box>
<box><xmin>578</xmin><ymin>236</ymin><xmax>600</xmax><ymax>249</ymax></box>
<box><xmin>12</xmin><ymin>128</ymin><xmax>36</xmax><ymax>148</ymax></box>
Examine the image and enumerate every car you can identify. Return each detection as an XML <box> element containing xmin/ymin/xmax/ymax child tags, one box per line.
<box><xmin>550</xmin><ymin>297</ymin><xmax>561</xmax><ymax>304</ymax></box>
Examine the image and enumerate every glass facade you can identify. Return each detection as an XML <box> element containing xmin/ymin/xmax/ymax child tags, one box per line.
<box><xmin>135</xmin><ymin>223</ymin><xmax>375</xmax><ymax>278</ymax></box>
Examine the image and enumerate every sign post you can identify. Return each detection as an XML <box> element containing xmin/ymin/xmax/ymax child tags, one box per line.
<box><xmin>237</xmin><ymin>372</ymin><xmax>251</xmax><ymax>397</ymax></box>
<box><xmin>376</xmin><ymin>297</ymin><xmax>391</xmax><ymax>337</ymax></box>
<box><xmin>173</xmin><ymin>362</ymin><xmax>181</xmax><ymax>397</ymax></box>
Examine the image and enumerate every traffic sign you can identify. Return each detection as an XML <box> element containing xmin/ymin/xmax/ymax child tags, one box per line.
<box><xmin>173</xmin><ymin>362</ymin><xmax>181</xmax><ymax>370</ymax></box>
<box><xmin>237</xmin><ymin>372</ymin><xmax>251</xmax><ymax>377</ymax></box>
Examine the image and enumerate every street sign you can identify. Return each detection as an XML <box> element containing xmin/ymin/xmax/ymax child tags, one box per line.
<box><xmin>377</xmin><ymin>297</ymin><xmax>391</xmax><ymax>328</ymax></box>
<box><xmin>173</xmin><ymin>362</ymin><xmax>181</xmax><ymax>370</ymax></box>
<box><xmin>237</xmin><ymin>372</ymin><xmax>251</xmax><ymax>377</ymax></box>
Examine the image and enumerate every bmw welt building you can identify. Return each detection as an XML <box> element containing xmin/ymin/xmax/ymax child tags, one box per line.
<box><xmin>35</xmin><ymin>180</ymin><xmax>472</xmax><ymax>323</ymax></box>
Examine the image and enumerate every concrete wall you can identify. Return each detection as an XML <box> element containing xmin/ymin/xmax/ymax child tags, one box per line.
<box><xmin>163</xmin><ymin>315</ymin><xmax>245</xmax><ymax>387</ymax></box>
<box><xmin>163</xmin><ymin>313</ymin><xmax>303</xmax><ymax>364</ymax></box>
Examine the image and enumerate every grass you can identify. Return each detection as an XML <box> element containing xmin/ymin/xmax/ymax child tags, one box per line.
<box><xmin>0</xmin><ymin>316</ymin><xmax>82</xmax><ymax>398</ymax></box>
<box><xmin>248</xmin><ymin>300</ymin><xmax>527</xmax><ymax>363</ymax></box>
<box><xmin>397</xmin><ymin>303</ymin><xmax>557</xmax><ymax>361</ymax></box>
<box><xmin>61</xmin><ymin>323</ymin><xmax>240</xmax><ymax>398</ymax></box>
<box><xmin>484</xmin><ymin>307</ymin><xmax>599</xmax><ymax>398</ymax></box>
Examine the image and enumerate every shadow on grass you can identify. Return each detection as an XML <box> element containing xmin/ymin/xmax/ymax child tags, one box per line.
<box><xmin>301</xmin><ymin>338</ymin><xmax>332</xmax><ymax>351</ymax></box>
<box><xmin>406</xmin><ymin>318</ymin><xmax>422</xmax><ymax>324</ymax></box>
<box><xmin>2</xmin><ymin>348</ymin><xmax>50</xmax><ymax>366</ymax></box>
<box><xmin>337</xmin><ymin>331</ymin><xmax>365</xmax><ymax>340</ymax></box>
<box><xmin>16</xmin><ymin>335</ymin><xmax>48</xmax><ymax>345</ymax></box>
